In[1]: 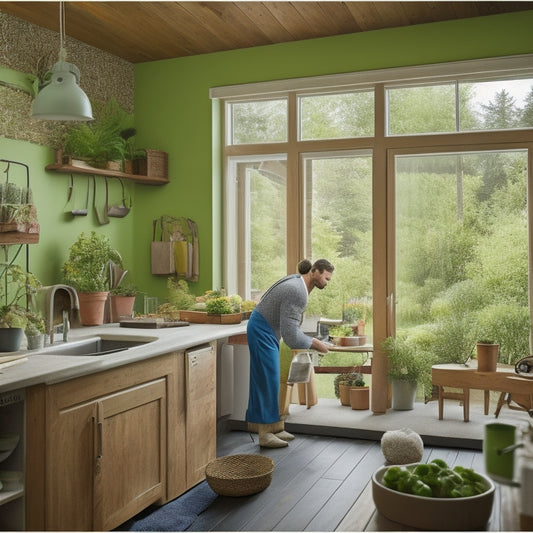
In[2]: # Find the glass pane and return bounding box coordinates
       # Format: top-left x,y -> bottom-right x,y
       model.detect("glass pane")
233,158 -> 287,300
459,78 -> 533,131
395,150 -> 529,374
230,100 -> 287,144
299,91 -> 374,140
387,84 -> 456,135
302,151 -> 373,336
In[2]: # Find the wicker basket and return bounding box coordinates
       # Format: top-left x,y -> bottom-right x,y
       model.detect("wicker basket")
205,454 -> 274,497
134,149 -> 168,179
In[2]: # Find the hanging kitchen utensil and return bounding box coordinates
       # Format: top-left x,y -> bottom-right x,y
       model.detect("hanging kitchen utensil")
107,179 -> 130,218
93,176 -> 109,225
66,174 -> 73,203
71,177 -> 89,216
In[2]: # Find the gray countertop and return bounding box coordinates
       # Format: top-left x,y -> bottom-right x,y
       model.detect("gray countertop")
0,321 -> 248,393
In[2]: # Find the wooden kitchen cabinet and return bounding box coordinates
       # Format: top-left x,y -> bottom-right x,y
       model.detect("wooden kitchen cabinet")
25,352 -> 184,531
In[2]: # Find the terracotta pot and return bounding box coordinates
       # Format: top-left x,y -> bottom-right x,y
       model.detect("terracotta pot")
350,386 -> 370,410
109,295 -> 136,322
339,383 -> 354,406
476,343 -> 499,372
78,292 -> 109,326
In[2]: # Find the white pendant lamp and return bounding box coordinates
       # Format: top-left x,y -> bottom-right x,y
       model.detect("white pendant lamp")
32,2 -> 93,121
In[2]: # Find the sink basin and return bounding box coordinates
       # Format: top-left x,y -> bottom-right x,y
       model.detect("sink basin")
39,336 -> 156,356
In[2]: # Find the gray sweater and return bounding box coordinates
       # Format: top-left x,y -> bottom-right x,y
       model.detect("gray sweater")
255,274 -> 312,349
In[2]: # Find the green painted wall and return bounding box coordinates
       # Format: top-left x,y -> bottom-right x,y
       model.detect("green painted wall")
134,11 -> 533,301
1,11 -> 532,307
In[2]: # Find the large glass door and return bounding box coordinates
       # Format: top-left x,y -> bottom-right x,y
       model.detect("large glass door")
393,148 -> 530,375
302,150 -> 373,398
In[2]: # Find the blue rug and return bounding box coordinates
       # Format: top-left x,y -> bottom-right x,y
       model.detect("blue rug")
116,481 -> 217,531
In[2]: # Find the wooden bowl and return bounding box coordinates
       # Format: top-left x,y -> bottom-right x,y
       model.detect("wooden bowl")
372,464 -> 495,530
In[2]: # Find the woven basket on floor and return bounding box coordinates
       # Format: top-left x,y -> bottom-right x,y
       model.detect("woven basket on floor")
205,454 -> 274,497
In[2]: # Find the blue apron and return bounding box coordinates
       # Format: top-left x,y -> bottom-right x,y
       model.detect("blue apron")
245,310 -> 280,424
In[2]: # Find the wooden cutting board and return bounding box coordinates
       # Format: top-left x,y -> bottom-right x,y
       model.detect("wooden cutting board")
119,318 -> 190,329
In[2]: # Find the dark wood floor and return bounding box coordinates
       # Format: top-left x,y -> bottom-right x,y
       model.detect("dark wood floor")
188,429 -> 501,532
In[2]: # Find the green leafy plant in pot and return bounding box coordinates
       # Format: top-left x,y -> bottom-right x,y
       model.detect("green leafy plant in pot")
382,334 -> 437,410
0,264 -> 41,351
25,309 -> 46,350
62,231 -> 123,326
109,282 -> 139,323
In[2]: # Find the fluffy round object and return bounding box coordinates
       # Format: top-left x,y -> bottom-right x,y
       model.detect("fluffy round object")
380,428 -> 424,464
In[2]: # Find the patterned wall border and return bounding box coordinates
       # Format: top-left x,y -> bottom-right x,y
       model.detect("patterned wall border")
0,12 -> 134,148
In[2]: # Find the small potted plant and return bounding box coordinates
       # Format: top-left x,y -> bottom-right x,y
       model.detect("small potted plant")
0,265 -> 41,351
62,231 -> 123,326
109,283 -> 138,322
25,310 -> 46,350
382,335 -> 437,410
348,375 -> 370,410
329,324 -> 360,347
476,339 -> 499,372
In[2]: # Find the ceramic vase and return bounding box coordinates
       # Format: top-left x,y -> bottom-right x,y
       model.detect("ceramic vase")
392,379 -> 417,410
78,291 -> 109,326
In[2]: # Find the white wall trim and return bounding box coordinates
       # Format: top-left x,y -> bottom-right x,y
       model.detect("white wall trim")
210,54 -> 533,99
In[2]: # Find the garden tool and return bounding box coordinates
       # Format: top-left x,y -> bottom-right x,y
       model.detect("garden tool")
107,178 -> 130,217
93,176 -> 109,225
71,176 -> 89,216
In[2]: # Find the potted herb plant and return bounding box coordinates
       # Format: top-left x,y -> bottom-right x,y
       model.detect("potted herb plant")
25,309 -> 46,350
348,375 -> 370,410
329,324 -> 361,347
0,265 -> 41,351
62,231 -> 123,326
109,283 -> 138,322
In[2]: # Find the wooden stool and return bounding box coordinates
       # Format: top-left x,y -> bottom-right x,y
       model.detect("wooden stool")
437,385 -> 470,422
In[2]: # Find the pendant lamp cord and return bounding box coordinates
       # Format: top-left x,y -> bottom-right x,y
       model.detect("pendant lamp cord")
58,1 -> 67,62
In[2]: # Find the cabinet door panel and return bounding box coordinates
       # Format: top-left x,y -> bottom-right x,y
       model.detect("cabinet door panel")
96,379 -> 167,531
46,401 -> 97,530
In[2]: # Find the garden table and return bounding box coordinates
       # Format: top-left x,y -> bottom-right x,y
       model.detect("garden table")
432,363 -> 533,421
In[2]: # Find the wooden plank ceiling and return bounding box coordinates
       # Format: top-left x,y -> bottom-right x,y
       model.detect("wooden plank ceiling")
1,1 -> 532,64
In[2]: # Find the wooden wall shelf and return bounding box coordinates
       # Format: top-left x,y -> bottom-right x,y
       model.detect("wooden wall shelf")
45,163 -> 169,185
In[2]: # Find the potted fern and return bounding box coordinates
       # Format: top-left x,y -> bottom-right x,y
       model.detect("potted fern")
62,98 -> 131,169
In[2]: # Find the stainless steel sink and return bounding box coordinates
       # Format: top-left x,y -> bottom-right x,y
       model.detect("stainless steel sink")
39,336 -> 156,356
